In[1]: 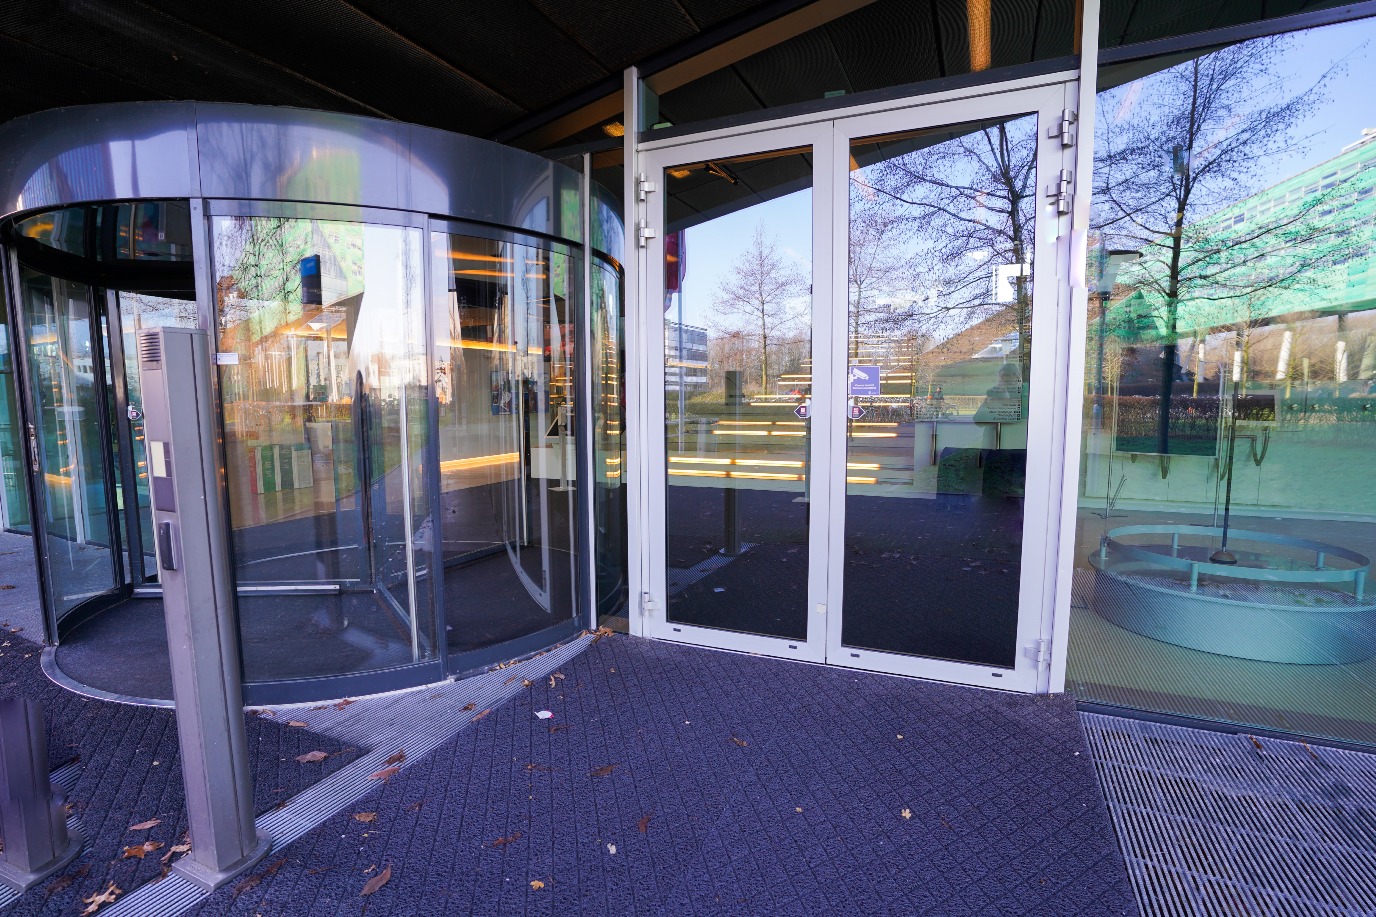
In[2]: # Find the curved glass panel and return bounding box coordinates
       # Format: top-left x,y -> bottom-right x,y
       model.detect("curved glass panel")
212,214 -> 433,682
432,232 -> 579,653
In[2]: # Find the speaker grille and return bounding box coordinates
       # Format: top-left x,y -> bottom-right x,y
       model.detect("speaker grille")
137,329 -> 162,366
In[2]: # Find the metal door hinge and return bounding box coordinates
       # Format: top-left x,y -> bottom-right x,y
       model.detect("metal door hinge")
637,173 -> 657,201
1048,109 -> 1077,147
638,219 -> 656,248
1046,169 -> 1072,215
1026,638 -> 1052,669
640,591 -> 660,618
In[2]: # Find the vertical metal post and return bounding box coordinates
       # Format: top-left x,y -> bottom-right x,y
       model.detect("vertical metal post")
139,326 -> 270,892
0,699 -> 81,892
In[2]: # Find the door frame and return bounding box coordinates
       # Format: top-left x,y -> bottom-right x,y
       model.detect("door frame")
631,71 -> 1084,692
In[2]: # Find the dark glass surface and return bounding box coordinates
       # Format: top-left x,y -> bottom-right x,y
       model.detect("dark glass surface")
661,148 -> 813,641
840,115 -> 1039,668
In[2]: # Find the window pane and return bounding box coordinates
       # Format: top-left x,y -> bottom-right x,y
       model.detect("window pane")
1073,17 -> 1376,746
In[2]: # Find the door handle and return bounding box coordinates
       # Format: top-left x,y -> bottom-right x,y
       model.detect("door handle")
26,424 -> 38,473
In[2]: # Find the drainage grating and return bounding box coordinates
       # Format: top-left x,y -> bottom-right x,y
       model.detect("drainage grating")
102,635 -> 591,917
666,544 -> 755,595
1082,712 -> 1376,916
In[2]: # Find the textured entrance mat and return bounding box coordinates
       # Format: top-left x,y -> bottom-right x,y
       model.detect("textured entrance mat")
1082,712 -> 1376,916
0,634 -> 362,916
189,636 -> 1137,916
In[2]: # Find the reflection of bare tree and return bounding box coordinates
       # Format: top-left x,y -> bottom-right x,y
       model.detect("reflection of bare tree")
710,224 -> 808,392
1092,35 -> 1353,451
847,196 -> 917,360
860,117 -> 1038,378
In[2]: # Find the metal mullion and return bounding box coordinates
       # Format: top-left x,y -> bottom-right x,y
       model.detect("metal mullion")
85,286 -> 127,591
103,288 -> 147,587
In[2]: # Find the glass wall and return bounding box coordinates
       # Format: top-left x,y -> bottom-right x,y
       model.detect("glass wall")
432,232 -> 580,654
211,214 -> 433,682
0,281 -> 28,532
1071,17 -> 1376,746
591,259 -> 627,624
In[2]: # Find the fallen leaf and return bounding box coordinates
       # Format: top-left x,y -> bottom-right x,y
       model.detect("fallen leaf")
404,800 -> 425,812
1249,735 -> 1265,753
471,709 -> 491,722
233,874 -> 261,896
549,724 -> 571,733
590,763 -> 619,777
286,721 -> 308,728
44,864 -> 90,897
128,818 -> 161,831
363,865 -> 377,874
121,841 -> 163,859
795,807 -> 803,813
295,750 -> 329,764
591,625 -> 614,644
530,879 -> 545,890
548,672 -> 565,688
248,709 -> 274,718
361,863 -> 392,896
369,766 -> 400,782
637,813 -> 652,833
334,698 -> 356,710
161,841 -> 192,864
384,749 -> 406,766
0,585 -> 13,590
81,882 -> 121,915
730,736 -> 749,747
353,812 -> 378,823
503,675 -> 520,685
461,703 -> 476,711
521,679 -> 533,687
901,808 -> 912,820
488,831 -> 522,848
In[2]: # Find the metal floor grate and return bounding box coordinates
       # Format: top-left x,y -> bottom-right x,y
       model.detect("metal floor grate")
1083,712 -> 1376,916
666,544 -> 756,595
101,635 -> 591,917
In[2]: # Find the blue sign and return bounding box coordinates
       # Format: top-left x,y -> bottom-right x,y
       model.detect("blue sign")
848,365 -> 881,396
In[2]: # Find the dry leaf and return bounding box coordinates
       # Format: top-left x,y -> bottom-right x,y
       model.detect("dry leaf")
461,703 -> 476,711
591,625 -> 614,644
287,721 -> 308,728
122,841 -> 163,859
795,807 -> 803,813
295,750 -> 329,764
369,766 -> 400,782
900,808 -> 912,820
128,818 -> 161,831
530,879 -> 545,890
81,882 -> 121,915
404,800 -> 425,812
249,709 -> 274,718
353,812 -> 378,823
384,749 -> 406,766
589,763 -> 619,778
489,831 -> 522,848
1249,735 -> 1265,752
471,708 -> 492,722
233,874 -> 261,896
730,736 -> 748,748
161,841 -> 192,864
334,698 -> 356,711
360,863 -> 392,896
637,813 -> 652,833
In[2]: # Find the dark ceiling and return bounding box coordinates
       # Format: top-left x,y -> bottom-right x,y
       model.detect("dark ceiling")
0,0 -> 1357,152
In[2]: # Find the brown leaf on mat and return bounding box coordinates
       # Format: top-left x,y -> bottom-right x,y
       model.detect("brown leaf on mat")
637,813 -> 652,833
384,749 -> 406,766
353,812 -> 378,823
471,709 -> 491,722
589,763 -> 619,778
44,864 -> 90,897
295,750 -> 329,764
360,863 -> 392,896
128,818 -> 161,831
530,879 -> 546,890
121,841 -> 163,859
404,800 -> 425,812
461,703 -> 476,711
334,698 -> 356,710
488,831 -> 522,848
233,874 -> 261,896
81,882 -> 121,915
286,721 -> 309,728
730,736 -> 748,748
369,766 -> 400,782
161,841 -> 192,864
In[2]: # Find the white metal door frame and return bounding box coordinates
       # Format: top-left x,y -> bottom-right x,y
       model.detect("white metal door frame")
630,77 -> 1085,691
822,83 -> 1077,693
640,122 -> 835,662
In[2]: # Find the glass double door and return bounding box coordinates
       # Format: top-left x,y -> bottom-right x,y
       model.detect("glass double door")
643,83 -> 1075,691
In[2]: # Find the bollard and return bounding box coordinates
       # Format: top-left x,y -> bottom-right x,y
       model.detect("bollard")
0,699 -> 82,892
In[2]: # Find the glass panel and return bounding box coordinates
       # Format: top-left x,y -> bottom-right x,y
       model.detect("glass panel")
1099,0 -> 1352,50
18,268 -> 119,616
0,282 -> 30,532
592,259 -> 628,627
212,215 -> 433,681
433,232 -> 580,653
661,148 -> 813,640
1073,18 -> 1376,747
116,292 -> 199,579
841,115 -> 1038,667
